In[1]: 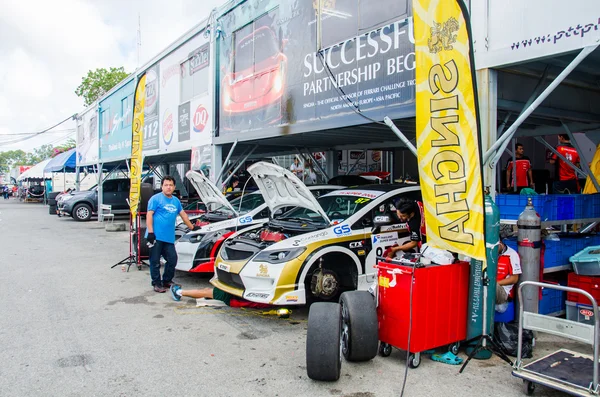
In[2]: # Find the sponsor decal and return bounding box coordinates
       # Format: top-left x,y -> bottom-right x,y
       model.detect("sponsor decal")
257,264 -> 269,277
349,241 -> 363,248
161,64 -> 180,87
333,224 -> 352,236
218,263 -> 231,272
247,292 -> 269,299
193,105 -> 209,133
286,295 -> 298,302
372,151 -> 381,162
292,230 -> 329,246
178,102 -> 190,141
357,250 -> 366,256
162,109 -> 174,145
381,224 -> 409,232
374,215 -> 390,223
188,43 -> 210,75
580,309 -> 594,318
335,190 -> 383,199
239,215 -> 253,224
372,232 -> 399,244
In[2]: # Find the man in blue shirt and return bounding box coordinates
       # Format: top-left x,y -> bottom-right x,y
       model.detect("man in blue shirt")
147,176 -> 196,293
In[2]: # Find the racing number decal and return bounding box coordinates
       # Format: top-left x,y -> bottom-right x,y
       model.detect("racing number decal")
355,198 -> 370,204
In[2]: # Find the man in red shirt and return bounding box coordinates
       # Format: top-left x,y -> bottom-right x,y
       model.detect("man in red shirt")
549,134 -> 581,193
496,240 -> 522,312
505,143 -> 534,193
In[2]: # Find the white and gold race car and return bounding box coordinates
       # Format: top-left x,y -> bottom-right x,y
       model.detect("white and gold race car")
211,162 -> 422,305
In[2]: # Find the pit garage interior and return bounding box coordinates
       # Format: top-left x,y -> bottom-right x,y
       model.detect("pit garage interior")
211,45 -> 600,195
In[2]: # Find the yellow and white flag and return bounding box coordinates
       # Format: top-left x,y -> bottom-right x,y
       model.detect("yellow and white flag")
129,74 -> 146,220
413,0 -> 485,260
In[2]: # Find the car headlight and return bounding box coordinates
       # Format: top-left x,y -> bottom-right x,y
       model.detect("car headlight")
253,247 -> 306,264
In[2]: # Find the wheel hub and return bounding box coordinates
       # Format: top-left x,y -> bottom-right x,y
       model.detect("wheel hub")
320,273 -> 338,297
77,207 -> 89,218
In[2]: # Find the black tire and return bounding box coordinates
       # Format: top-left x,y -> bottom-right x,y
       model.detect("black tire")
379,342 -> 392,357
48,199 -> 57,206
449,342 -> 460,355
525,381 -> 535,395
48,205 -> 57,215
408,353 -> 421,369
340,291 -> 378,362
306,302 -> 342,381
72,203 -> 92,221
135,226 -> 149,257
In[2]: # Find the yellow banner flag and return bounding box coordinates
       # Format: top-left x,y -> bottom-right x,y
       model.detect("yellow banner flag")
413,0 -> 485,260
583,143 -> 600,194
129,74 -> 146,220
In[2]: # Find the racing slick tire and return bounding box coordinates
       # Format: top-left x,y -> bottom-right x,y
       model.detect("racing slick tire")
306,302 -> 342,381
340,291 -> 378,362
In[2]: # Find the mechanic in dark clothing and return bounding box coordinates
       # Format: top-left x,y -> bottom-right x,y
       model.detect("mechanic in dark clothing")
385,198 -> 426,259
549,134 -> 581,193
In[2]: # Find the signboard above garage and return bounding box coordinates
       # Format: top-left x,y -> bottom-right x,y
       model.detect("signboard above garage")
216,0 -> 416,141
472,0 -> 600,69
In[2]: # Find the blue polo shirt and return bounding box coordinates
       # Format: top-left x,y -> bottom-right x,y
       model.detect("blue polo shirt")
147,193 -> 182,244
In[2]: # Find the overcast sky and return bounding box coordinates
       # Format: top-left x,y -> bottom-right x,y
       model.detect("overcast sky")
0,0 -> 224,153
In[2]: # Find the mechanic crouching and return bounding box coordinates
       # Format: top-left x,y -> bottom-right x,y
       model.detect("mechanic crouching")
385,198 -> 426,259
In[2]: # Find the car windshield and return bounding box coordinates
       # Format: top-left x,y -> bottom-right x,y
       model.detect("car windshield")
279,194 -> 375,223
212,193 -> 265,216
184,200 -> 206,211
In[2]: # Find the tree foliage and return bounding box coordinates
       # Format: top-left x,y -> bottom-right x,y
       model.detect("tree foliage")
75,67 -> 129,106
0,150 -> 28,173
52,139 -> 76,157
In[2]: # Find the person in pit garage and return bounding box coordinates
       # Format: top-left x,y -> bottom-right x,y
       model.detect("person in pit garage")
549,134 -> 581,194
385,198 -> 426,259
496,240 -> 522,312
505,143 -> 534,193
289,157 -> 304,180
146,176 -> 197,293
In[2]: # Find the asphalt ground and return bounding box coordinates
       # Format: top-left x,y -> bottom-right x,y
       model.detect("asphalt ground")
0,199 -> 577,396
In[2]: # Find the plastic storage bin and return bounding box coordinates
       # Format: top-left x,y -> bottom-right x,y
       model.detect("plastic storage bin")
496,194 -> 547,221
494,301 -> 515,323
539,284 -> 566,315
568,273 -> 600,304
566,300 -> 596,326
570,246 -> 600,276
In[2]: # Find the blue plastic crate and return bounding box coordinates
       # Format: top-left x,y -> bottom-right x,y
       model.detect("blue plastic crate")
539,285 -> 566,315
496,194 -> 547,221
547,195 -> 576,220
494,301 -> 515,323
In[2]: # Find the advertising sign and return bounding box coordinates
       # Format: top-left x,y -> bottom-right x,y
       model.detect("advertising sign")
158,34 -> 213,156
99,79 -> 135,162
473,0 -> 600,69
414,0 -> 485,260
143,64 -> 160,152
130,74 -> 146,220
217,0 -> 416,139
76,103 -> 99,166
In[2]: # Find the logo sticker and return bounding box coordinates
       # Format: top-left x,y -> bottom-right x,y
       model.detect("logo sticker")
286,296 -> 298,302
193,105 -> 209,133
218,263 -> 230,272
239,215 -> 253,224
333,224 -> 351,236
246,292 -> 269,299
162,109 -> 174,145
372,232 -> 398,245
357,250 -> 366,256
349,241 -> 363,248
580,309 -> 594,318
257,264 -> 269,277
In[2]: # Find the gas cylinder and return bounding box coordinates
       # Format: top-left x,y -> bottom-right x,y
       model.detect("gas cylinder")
517,197 -> 541,314
467,193 -> 499,341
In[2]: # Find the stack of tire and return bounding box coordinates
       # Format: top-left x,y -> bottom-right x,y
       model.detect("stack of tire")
131,183 -> 154,263
47,192 -> 61,215
306,291 -> 379,381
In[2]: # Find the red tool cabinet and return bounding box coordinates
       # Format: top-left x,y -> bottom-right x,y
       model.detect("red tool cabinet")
377,260 -> 469,353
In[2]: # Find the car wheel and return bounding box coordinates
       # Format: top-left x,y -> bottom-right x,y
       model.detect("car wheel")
340,291 -> 378,362
310,268 -> 341,301
306,302 -> 342,381
72,203 -> 92,221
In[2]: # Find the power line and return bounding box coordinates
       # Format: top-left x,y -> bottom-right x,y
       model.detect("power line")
0,115 -> 76,147
0,128 -> 76,136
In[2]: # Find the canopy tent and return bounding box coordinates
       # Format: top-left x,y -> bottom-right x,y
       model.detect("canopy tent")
44,149 -> 76,173
17,159 -> 52,181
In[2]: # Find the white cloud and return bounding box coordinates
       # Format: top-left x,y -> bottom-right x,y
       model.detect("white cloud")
0,0 -> 223,153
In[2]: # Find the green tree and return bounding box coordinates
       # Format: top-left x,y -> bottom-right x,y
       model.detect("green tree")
0,149 -> 28,173
26,144 -> 54,165
75,67 -> 129,106
52,139 -> 77,157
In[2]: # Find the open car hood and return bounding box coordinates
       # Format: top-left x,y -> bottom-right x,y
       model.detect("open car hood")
185,170 -> 237,216
247,162 -> 331,224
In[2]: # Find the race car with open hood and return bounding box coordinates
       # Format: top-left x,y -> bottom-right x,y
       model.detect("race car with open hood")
210,162 -> 423,305
175,169 -> 342,273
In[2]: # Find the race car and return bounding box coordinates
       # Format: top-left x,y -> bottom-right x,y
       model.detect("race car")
175,169 -> 342,273
211,162 -> 422,305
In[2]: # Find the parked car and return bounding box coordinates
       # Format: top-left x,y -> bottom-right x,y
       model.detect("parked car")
211,162 -> 422,305
57,179 -> 132,221
175,170 -> 342,273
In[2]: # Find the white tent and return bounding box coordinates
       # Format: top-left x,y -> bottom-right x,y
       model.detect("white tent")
17,159 -> 52,181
